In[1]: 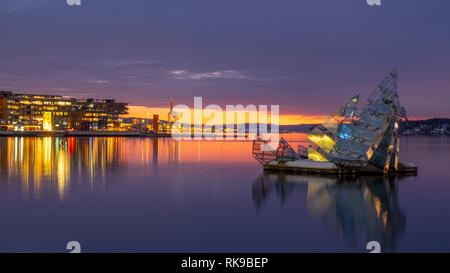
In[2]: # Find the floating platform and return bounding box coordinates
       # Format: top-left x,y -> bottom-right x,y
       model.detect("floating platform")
263,160 -> 418,175
0,131 -> 171,138
253,71 -> 419,177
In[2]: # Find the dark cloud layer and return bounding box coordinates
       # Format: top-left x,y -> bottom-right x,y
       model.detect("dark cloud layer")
0,0 -> 449,117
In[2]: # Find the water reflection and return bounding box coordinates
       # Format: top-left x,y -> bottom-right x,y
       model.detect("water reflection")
0,137 -> 128,200
252,174 -> 412,252
0,135 -> 420,252
0,135 -> 447,252
0,137 -> 253,200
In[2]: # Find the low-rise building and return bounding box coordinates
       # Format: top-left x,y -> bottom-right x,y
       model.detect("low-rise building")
0,91 -> 128,131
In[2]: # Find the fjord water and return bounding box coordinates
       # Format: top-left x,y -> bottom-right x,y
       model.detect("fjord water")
0,134 -> 448,253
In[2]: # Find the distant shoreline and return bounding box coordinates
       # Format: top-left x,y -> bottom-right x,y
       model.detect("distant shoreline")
1,117 -> 449,138
0,131 -> 447,139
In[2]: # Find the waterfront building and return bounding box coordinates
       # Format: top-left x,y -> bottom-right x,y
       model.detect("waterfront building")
0,91 -> 128,131
121,117 -> 169,132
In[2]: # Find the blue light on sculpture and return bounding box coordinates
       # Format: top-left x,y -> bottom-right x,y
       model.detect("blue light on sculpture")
339,124 -> 352,139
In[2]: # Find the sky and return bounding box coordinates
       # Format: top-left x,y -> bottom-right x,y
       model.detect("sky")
0,0 -> 449,124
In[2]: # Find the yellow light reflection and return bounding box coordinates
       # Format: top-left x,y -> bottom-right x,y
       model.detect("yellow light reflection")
57,145 -> 70,200
43,112 -> 52,131
0,133 -> 309,200
308,134 -> 336,154
373,196 -> 382,218
308,146 -> 328,162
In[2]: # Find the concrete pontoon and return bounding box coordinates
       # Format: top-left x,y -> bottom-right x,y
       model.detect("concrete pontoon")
263,159 -> 417,175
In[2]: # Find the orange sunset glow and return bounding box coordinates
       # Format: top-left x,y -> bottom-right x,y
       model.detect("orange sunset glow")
126,105 -> 326,125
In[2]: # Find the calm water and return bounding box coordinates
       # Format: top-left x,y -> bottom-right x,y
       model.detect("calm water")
0,133 -> 449,253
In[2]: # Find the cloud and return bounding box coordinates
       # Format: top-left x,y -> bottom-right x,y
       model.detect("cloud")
86,80 -> 110,84
84,77 -> 111,84
170,70 -> 248,80
0,0 -> 49,11
103,60 -> 154,68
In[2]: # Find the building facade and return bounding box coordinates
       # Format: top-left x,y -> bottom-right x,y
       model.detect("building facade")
0,91 -> 128,131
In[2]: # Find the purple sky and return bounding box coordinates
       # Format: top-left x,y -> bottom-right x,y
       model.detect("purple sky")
0,0 -> 449,118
